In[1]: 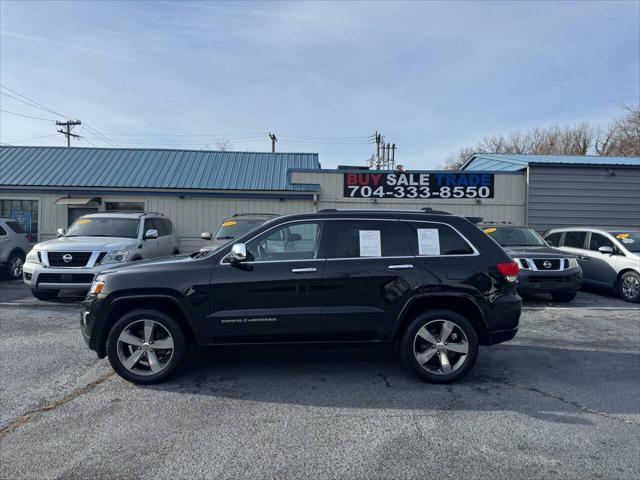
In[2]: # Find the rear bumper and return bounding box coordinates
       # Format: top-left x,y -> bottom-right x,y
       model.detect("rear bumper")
485,293 -> 521,345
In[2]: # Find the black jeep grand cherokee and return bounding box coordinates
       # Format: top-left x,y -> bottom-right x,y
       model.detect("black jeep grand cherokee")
81,210 -> 521,384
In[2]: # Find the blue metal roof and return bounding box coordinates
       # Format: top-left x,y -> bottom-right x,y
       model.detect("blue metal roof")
0,146 -> 320,191
461,153 -> 640,171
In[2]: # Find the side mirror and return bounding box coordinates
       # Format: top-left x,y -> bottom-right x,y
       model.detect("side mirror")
57,228 -> 65,238
230,243 -> 247,263
201,232 -> 213,241
144,229 -> 158,240
598,246 -> 614,255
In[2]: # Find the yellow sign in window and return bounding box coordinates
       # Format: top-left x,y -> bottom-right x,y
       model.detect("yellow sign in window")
483,227 -> 497,234
222,220 -> 237,227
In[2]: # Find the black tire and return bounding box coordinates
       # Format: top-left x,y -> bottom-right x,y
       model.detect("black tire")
400,310 -> 479,384
5,251 -> 25,280
618,271 -> 640,303
31,289 -> 59,300
106,309 -> 187,384
551,290 -> 578,302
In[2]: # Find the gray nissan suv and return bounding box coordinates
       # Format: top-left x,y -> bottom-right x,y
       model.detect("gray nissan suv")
23,212 -> 180,300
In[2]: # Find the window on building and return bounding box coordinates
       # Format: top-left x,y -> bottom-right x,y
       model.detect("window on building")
0,200 -> 38,240
402,222 -> 474,255
563,231 -> 587,249
105,202 -> 144,212
330,220 -> 411,258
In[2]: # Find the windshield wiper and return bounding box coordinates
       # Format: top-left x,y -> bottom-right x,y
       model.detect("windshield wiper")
215,236 -> 235,240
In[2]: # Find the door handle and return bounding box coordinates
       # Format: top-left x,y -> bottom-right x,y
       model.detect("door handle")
388,264 -> 414,269
578,255 -> 590,260
291,267 -> 317,273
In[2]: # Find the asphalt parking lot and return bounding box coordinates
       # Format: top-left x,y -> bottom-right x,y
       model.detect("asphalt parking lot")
1,280 -> 639,480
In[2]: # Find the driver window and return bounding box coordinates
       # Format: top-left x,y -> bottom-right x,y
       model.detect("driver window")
247,222 -> 323,261
589,233 -> 620,255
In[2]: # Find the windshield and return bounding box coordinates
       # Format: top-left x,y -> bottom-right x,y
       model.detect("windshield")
65,217 -> 140,239
483,226 -> 548,247
213,218 -> 268,240
611,231 -> 640,253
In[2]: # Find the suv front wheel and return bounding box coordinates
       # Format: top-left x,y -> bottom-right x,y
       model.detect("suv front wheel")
106,309 -> 187,384
401,310 -> 479,383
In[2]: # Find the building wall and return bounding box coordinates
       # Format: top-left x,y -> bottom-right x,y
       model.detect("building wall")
291,171 -> 527,224
527,165 -> 640,232
0,192 -> 313,251
1,171 -> 527,252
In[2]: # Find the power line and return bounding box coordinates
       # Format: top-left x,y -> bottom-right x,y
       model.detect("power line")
0,84 -> 120,148
3,133 -> 59,144
0,109 -> 57,122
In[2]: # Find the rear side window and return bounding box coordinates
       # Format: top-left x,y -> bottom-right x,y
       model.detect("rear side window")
563,231 -> 587,249
330,220 -> 411,258
545,232 -> 562,247
6,220 -> 25,234
402,222 -> 474,256
0,225 -> 6,235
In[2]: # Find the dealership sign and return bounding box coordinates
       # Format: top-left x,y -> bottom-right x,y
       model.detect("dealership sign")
343,172 -> 495,199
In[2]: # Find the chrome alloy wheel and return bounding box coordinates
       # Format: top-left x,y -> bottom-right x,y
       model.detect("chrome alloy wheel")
117,319 -> 175,376
10,255 -> 23,278
622,275 -> 640,300
413,319 -> 469,375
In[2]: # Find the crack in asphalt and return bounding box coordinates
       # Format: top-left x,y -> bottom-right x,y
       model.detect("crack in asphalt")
478,374 -> 638,427
0,371 -> 115,441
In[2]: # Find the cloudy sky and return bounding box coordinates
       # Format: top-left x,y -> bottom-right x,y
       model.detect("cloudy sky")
1,0 -> 638,168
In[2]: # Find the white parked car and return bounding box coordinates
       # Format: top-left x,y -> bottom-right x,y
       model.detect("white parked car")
543,227 -> 640,303
0,217 -> 32,279
23,212 -> 180,300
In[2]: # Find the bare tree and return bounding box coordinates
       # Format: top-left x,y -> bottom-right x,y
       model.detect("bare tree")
595,107 -> 640,157
443,114 -> 627,170
216,137 -> 233,151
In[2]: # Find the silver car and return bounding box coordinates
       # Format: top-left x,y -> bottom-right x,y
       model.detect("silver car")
0,217 -> 32,279
543,227 -> 640,303
23,211 -> 180,300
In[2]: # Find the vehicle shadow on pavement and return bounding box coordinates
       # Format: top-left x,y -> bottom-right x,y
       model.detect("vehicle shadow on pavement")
144,344 -> 640,423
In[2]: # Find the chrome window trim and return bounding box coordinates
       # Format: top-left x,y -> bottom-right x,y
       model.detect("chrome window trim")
219,217 -> 480,265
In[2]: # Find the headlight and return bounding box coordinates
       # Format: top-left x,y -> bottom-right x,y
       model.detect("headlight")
567,257 -> 579,268
25,249 -> 42,265
90,279 -> 105,295
101,250 -> 129,264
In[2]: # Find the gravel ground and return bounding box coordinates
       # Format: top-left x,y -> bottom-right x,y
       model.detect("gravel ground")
0,282 -> 639,480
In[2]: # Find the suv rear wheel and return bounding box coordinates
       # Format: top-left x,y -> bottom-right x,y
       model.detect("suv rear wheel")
106,309 -> 187,384
619,271 -> 640,303
401,310 -> 479,383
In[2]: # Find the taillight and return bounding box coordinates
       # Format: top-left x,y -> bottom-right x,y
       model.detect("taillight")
497,261 -> 519,282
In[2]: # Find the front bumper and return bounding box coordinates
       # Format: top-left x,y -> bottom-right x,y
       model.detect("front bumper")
517,268 -> 582,294
23,261 -> 106,290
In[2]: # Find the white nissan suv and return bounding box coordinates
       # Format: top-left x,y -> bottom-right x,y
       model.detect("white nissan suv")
23,212 -> 180,300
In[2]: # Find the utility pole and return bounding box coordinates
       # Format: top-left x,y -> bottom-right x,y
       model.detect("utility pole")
56,120 -> 82,147
269,132 -> 277,153
369,131 -> 397,170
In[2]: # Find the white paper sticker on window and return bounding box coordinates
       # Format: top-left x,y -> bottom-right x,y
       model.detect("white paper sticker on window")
417,228 -> 440,255
359,230 -> 382,257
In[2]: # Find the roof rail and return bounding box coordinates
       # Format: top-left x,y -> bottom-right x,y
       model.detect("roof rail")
231,213 -> 278,217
